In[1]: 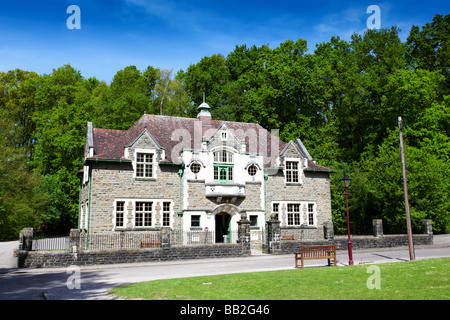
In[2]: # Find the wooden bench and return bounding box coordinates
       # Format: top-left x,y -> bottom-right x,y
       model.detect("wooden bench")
295,244 -> 337,268
140,241 -> 161,248
281,235 -> 294,241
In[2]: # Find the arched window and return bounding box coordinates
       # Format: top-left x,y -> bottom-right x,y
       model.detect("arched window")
214,150 -> 233,163
213,150 -> 233,184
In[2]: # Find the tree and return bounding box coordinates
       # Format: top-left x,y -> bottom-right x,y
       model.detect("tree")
177,54 -> 230,116
0,69 -> 39,158
31,64 -> 94,234
406,13 -> 450,92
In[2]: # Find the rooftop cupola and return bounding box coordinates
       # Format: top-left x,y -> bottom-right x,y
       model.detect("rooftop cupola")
197,102 -> 211,118
197,94 -> 212,126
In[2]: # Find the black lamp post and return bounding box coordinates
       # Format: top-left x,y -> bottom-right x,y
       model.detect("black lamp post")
340,173 -> 353,266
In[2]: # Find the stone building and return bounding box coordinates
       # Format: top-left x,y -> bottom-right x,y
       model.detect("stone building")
78,102 -> 334,248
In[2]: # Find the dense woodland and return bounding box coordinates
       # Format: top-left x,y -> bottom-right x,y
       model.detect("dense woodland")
0,14 -> 448,240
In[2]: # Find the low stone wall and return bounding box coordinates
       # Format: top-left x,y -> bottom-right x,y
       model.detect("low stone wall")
279,234 -> 433,254
16,243 -> 247,268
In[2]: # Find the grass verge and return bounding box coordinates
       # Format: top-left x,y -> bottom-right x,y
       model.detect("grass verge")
109,257 -> 449,300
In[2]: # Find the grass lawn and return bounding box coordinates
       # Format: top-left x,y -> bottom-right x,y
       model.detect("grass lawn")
109,257 -> 450,300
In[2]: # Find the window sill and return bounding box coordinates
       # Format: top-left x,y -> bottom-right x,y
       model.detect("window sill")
285,182 -> 303,186
134,177 -> 156,181
282,225 -> 317,229
113,227 -> 161,231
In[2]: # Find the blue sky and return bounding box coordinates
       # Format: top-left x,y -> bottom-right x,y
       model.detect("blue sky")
0,1 -> 448,83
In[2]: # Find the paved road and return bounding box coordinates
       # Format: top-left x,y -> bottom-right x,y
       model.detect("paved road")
0,236 -> 449,300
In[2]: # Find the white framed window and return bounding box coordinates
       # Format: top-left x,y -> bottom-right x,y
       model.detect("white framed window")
162,202 -> 171,227
133,149 -> 157,179
191,215 -> 201,228
113,199 -> 173,230
136,153 -> 153,178
285,161 -> 299,183
272,203 -> 279,220
287,203 -> 301,226
307,203 -> 315,226
221,131 -> 228,141
214,150 -> 233,163
135,202 -> 153,227
115,201 -> 125,227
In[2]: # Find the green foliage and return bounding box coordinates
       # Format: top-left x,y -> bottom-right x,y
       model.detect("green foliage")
0,14 -> 448,239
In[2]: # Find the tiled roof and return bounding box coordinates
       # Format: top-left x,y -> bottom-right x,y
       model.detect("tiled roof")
87,114 -> 333,172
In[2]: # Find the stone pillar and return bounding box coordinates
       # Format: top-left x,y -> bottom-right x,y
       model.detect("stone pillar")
19,228 -> 33,251
69,229 -> 81,253
237,213 -> 251,255
422,219 -> 433,235
373,219 -> 383,237
155,202 -> 162,227
323,221 -> 334,240
266,214 -> 281,254
161,227 -> 171,249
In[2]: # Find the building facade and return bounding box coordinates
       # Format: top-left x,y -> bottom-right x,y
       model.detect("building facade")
79,103 -> 334,248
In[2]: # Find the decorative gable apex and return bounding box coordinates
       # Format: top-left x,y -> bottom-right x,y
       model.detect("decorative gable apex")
125,129 -> 165,162
127,129 -> 164,151
280,140 -> 303,158
206,122 -> 243,152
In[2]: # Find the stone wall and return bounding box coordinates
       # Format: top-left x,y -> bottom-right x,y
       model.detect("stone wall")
16,220 -> 253,268
279,234 -> 433,254
17,244 -> 246,268
266,170 -> 332,241
87,161 -> 181,233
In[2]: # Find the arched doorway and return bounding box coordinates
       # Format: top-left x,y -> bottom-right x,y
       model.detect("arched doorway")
215,212 -> 231,243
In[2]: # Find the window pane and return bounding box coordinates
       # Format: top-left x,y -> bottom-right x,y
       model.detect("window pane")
163,202 -> 170,227
136,153 -> 153,178
136,202 -> 152,227
220,168 -> 227,181
191,215 -> 200,227
214,166 -> 218,180
116,201 -> 124,227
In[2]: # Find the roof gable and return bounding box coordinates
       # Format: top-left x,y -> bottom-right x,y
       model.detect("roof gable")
280,140 -> 303,158
128,129 -> 164,151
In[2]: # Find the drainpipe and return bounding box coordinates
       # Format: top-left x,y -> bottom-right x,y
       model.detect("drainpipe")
264,172 -> 268,250
264,173 -> 268,221
86,173 -> 92,250
78,177 -> 82,229
177,167 -> 184,244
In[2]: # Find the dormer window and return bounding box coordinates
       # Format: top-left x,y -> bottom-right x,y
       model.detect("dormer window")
285,160 -> 299,183
136,152 -> 154,178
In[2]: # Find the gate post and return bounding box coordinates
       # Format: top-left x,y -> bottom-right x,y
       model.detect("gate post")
69,229 -> 81,253
19,228 -> 33,251
323,221 -> 334,240
161,227 -> 171,249
267,214 -> 281,254
422,220 -> 433,235
373,219 -> 383,237
237,213 -> 251,255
